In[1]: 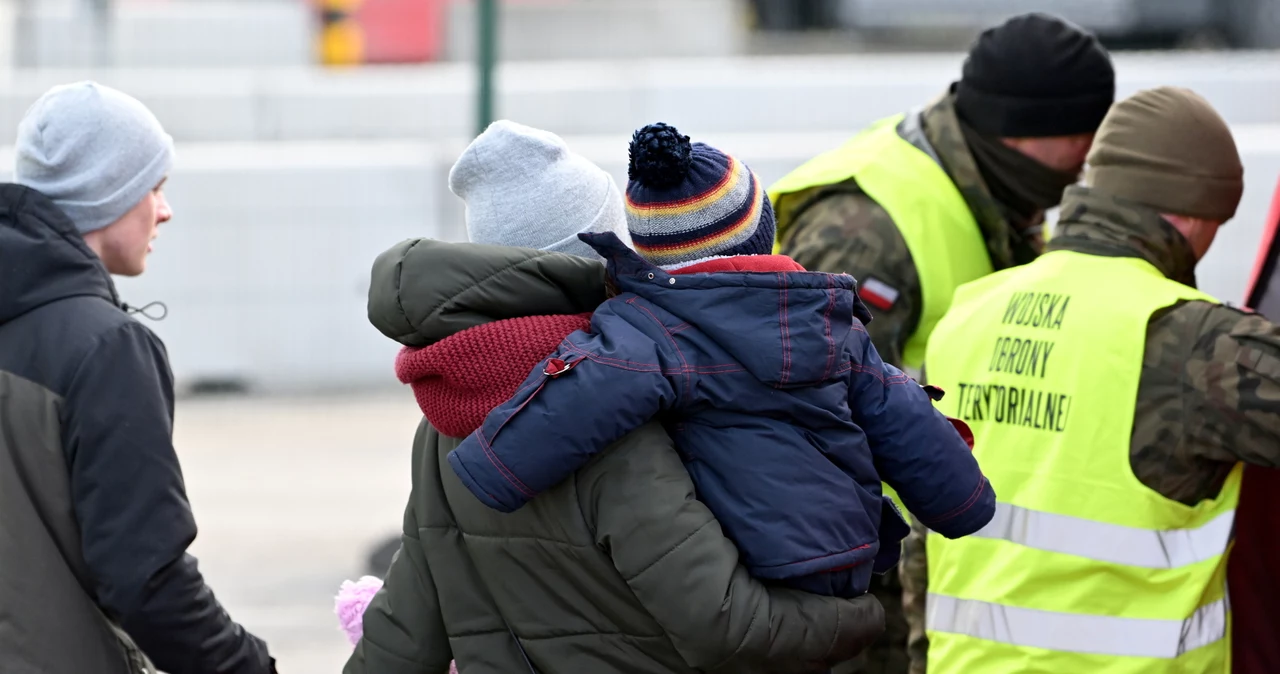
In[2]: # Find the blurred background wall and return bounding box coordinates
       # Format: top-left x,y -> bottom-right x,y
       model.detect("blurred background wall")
3,0 -> 1280,395
8,3 -> 1280,670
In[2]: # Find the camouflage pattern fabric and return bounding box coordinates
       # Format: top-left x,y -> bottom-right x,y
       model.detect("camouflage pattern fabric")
780,92 -> 1041,674
1057,185 -> 1280,505
783,186 -> 921,369
781,93 -> 1036,369
917,93 -> 1040,271
899,519 -> 929,674
899,185 -> 1280,672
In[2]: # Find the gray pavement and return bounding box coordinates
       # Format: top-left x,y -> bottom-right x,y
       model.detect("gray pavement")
174,390 -> 422,672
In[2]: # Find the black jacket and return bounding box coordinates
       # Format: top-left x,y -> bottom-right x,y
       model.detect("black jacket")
0,184 -> 273,673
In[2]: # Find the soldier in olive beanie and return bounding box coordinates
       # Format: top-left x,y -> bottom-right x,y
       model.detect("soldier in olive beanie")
1085,86 -> 1244,222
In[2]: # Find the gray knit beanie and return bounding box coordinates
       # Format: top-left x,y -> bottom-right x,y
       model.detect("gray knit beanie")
449,120 -> 631,260
14,81 -> 174,234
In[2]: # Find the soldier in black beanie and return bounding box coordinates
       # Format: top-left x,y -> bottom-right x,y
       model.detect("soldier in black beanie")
770,12 -> 1114,674
954,13 -> 1116,238
957,13 -> 1115,139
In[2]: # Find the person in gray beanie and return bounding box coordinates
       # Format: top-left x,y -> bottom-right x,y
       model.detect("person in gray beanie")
345,121 -> 885,673
358,119 -> 633,575
362,120 -> 634,577
449,119 -> 632,260
0,82 -> 276,674
16,81 -> 175,239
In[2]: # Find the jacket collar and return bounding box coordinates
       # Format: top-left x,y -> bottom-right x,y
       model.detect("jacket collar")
914,91 -> 1034,270
1049,185 -> 1199,287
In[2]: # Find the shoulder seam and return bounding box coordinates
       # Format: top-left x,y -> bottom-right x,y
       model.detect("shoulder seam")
64,319 -> 153,394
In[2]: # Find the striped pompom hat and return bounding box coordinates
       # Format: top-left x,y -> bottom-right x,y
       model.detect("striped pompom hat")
625,123 -> 775,269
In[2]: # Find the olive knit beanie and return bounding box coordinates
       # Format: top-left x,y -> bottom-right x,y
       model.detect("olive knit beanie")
1085,87 -> 1244,222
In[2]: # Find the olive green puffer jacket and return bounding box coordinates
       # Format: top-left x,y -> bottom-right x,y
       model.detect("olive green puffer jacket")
345,239 -> 886,674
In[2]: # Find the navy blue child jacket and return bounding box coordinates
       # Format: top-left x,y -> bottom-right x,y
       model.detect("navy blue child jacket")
450,232 -> 995,584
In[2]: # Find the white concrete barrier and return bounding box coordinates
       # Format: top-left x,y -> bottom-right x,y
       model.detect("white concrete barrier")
444,0 -> 748,61
3,123 -> 1278,393
10,0 -> 745,69
2,51 -> 1280,142
14,0 -> 311,69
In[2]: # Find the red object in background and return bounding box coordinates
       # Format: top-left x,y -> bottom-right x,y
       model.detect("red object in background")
1234,174 -> 1280,674
355,0 -> 448,63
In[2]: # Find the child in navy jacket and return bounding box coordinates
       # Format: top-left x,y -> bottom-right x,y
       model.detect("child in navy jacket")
448,124 -> 995,598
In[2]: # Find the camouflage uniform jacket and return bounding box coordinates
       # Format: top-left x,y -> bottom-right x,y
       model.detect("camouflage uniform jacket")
777,91 -> 1042,370
899,185 -> 1280,672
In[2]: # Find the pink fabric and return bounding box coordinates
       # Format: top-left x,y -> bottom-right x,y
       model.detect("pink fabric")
335,576 -> 383,646
336,576 -> 459,672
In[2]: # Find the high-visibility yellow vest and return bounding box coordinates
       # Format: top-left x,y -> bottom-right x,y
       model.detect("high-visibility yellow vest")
769,114 -> 995,518
768,114 -> 993,372
924,249 -> 1240,673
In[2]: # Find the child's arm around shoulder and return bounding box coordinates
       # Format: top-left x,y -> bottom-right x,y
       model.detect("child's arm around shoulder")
448,300 -> 685,513
845,327 -> 995,539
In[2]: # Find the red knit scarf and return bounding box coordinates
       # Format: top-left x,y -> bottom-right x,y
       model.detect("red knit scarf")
395,313 -> 592,438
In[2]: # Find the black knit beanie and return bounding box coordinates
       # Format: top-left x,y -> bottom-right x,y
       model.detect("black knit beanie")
955,13 -> 1115,138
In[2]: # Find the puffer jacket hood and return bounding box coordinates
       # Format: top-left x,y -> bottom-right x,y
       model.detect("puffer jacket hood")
368,238 -> 607,436
368,237 -> 606,349
0,184 -> 119,325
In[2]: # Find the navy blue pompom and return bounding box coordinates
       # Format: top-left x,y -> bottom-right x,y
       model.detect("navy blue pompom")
628,123 -> 692,189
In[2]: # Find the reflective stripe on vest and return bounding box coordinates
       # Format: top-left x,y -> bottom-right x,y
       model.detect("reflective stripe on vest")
926,593 -> 1227,659
976,501 -> 1235,569
768,114 -> 992,371
922,250 -> 1239,673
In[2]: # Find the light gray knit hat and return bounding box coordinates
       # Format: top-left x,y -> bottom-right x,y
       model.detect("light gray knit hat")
14,81 -> 174,234
449,120 -> 631,260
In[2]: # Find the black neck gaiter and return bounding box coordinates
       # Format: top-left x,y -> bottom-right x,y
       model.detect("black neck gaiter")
959,118 -> 1080,227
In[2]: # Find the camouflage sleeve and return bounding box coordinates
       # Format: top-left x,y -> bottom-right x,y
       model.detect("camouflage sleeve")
899,517 -> 930,674
1173,301 -> 1280,467
780,189 -> 923,370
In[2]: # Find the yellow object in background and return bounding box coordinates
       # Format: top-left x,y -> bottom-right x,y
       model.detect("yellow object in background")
318,0 -> 366,66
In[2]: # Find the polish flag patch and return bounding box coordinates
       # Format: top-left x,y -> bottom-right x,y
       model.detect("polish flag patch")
859,277 -> 900,311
